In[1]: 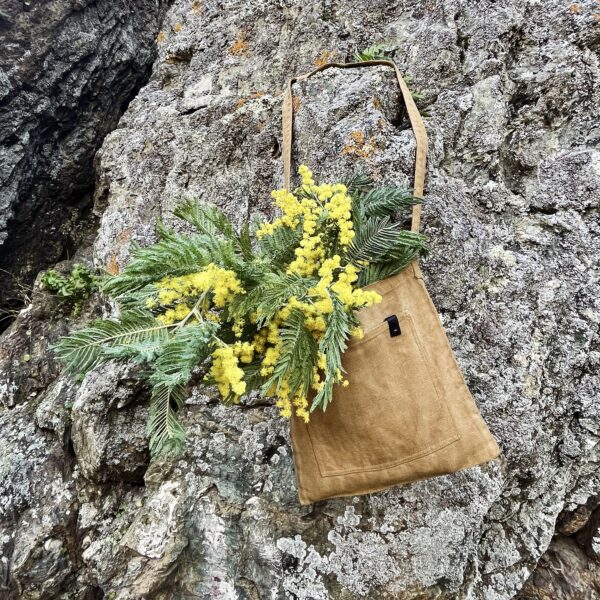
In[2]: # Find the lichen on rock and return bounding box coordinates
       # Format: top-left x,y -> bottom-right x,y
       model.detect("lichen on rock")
0,0 -> 599,598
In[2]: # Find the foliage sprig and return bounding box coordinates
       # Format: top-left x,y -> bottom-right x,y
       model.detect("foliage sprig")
40,264 -> 97,316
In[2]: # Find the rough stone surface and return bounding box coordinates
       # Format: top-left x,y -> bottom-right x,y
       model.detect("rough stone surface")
0,253 -> 95,411
0,0 -> 171,311
71,362 -> 150,484
0,0 -> 599,598
517,534 -> 600,599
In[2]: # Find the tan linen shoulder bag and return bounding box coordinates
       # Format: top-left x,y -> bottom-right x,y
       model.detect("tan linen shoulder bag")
283,60 -> 501,505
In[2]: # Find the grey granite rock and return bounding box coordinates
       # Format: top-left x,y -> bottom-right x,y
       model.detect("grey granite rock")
517,533 -> 600,599
71,362 -> 150,484
89,0 -> 600,597
0,0 -> 599,598
0,376 -> 78,599
0,0 -> 171,311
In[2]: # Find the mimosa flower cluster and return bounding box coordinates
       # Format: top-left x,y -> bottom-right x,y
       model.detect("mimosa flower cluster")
144,166 -> 381,422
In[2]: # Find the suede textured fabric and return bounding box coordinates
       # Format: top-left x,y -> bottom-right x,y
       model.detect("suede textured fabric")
290,261 -> 501,505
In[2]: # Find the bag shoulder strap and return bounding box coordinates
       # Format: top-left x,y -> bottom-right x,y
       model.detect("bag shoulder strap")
282,59 -> 428,233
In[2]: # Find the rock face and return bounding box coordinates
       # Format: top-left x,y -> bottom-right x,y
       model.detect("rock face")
71,362 -> 150,484
517,498 -> 600,599
0,0 -> 599,598
0,0 -> 172,313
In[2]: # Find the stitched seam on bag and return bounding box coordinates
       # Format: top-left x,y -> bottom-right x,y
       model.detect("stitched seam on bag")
307,312 -> 461,478
369,286 -> 402,299
361,259 -> 420,293
410,261 -> 424,280
322,434 -> 460,477
289,420 -> 311,504
405,313 -> 462,448
405,313 -> 460,433
346,321 -> 389,347
316,433 -> 461,477
415,282 -> 487,437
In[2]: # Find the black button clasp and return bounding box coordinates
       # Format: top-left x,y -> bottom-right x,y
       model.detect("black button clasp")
384,314 -> 401,337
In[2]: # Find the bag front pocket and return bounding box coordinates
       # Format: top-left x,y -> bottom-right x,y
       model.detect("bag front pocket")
306,311 -> 460,477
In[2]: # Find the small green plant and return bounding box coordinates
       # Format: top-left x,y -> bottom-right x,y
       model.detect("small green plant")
40,264 -> 97,316
354,44 -> 390,62
403,74 -> 428,111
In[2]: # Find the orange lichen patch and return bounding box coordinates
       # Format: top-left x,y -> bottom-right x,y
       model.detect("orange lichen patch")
106,255 -> 120,275
377,118 -> 386,131
116,228 -> 132,244
292,95 -> 301,113
235,91 -> 264,109
342,130 -> 379,160
373,97 -> 383,110
192,0 -> 201,12
157,31 -> 166,44
350,131 -> 365,144
172,22 -> 183,33
314,50 -> 335,67
229,32 -> 249,56
569,4 -> 582,12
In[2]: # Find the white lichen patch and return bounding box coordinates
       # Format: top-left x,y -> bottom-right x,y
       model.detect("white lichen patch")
0,377 -> 18,408
122,481 -> 182,559
489,245 -> 517,267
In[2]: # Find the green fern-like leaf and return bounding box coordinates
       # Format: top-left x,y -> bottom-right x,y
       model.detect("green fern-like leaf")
114,285 -> 158,310
237,221 -> 254,261
150,322 -> 218,388
230,272 -> 317,326
155,220 -> 178,242
360,188 -> 422,219
175,200 -> 256,263
384,230 -> 429,256
311,295 -> 351,412
174,200 -> 235,240
147,382 -> 187,455
194,235 -> 241,272
343,173 -> 373,196
258,225 -> 302,267
346,217 -> 400,263
145,321 -> 218,454
357,250 -> 421,287
54,309 -> 171,375
262,308 -> 318,399
348,217 -> 428,265
102,234 -> 213,297
103,228 -> 254,297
